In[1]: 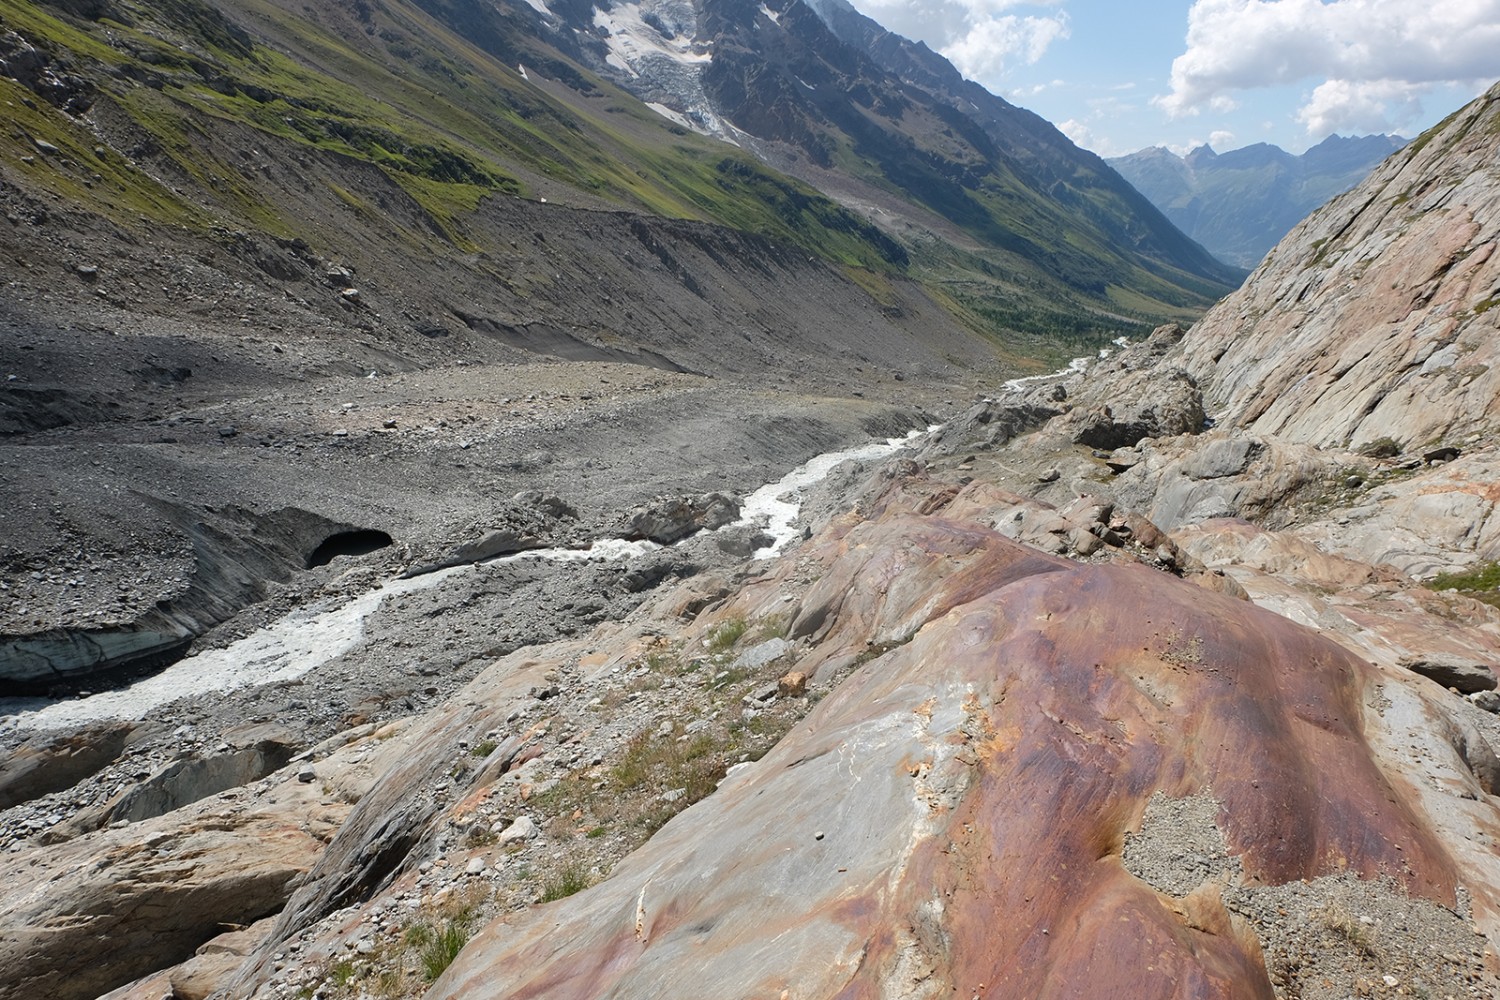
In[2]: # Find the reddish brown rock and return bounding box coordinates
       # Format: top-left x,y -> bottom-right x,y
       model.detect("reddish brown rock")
429,518 -> 1478,999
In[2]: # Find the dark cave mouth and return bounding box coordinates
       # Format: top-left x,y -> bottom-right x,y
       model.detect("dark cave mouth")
306,529 -> 394,568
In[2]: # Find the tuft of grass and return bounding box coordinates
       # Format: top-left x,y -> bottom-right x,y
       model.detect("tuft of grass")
461,825 -> 497,848
1320,901 -> 1377,957
470,739 -> 498,758
705,617 -> 748,653
643,650 -> 680,673
539,860 -> 593,902
329,958 -> 357,986
1357,436 -> 1402,458
418,920 -> 470,981
1429,561 -> 1500,608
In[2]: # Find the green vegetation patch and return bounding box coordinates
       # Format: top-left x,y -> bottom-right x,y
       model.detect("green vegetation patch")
1430,561 -> 1500,608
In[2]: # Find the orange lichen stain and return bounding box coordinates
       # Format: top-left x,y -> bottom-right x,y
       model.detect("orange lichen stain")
914,698 -> 936,721
1417,481 -> 1500,503
903,756 -> 934,778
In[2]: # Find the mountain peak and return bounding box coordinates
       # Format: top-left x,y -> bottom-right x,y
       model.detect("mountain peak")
1110,134 -> 1402,268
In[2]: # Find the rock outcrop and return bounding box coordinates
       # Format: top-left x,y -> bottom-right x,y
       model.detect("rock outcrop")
426,505 -> 1497,1000
1181,83 -> 1500,452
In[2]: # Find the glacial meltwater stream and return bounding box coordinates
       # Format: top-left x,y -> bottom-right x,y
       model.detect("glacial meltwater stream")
1,427 -> 934,732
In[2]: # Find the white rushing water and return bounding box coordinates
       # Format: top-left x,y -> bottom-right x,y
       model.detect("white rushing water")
1001,336 -> 1130,392
737,427 -> 930,559
2,430 -> 932,730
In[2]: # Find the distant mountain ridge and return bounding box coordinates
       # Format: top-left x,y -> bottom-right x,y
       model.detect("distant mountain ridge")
1109,134 -> 1407,269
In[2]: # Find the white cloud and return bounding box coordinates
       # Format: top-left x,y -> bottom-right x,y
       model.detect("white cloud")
1156,0 -> 1500,134
1058,116 -> 1126,156
941,11 -> 1070,80
1057,117 -> 1093,145
843,1 -> 1069,84
1209,128 -> 1236,148
1295,78 -> 1429,133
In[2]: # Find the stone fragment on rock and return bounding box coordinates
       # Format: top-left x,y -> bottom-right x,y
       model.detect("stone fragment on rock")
498,816 -> 536,844
1470,690 -> 1500,713
746,682 -> 779,704
1066,527 -> 1103,556
619,493 -> 741,544
714,526 -> 774,558
1191,569 -> 1250,601
732,638 -> 790,672
777,671 -> 808,698
1061,495 -> 1113,525
1179,437 -> 1259,480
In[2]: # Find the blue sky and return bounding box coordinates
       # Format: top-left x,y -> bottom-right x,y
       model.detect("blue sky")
841,0 -> 1500,156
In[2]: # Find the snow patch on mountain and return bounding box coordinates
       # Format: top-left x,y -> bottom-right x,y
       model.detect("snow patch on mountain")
590,0 -> 740,144
592,2 -> 711,76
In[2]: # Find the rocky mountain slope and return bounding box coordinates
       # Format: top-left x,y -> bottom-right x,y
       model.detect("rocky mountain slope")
1179,88 -> 1500,453
415,0 -> 1240,337
1110,134 -> 1407,268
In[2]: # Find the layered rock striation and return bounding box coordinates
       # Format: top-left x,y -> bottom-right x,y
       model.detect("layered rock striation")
1181,83 -> 1500,451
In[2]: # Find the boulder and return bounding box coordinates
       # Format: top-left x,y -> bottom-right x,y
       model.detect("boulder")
0,787 -> 331,1000
1180,437 -> 1260,480
1069,367 -> 1205,449
428,519 -> 1463,999
618,493 -> 741,544
0,720 -> 133,810
1399,653 -> 1498,693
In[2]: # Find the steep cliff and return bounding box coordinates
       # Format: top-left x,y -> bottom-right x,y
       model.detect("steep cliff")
1181,83 -> 1500,451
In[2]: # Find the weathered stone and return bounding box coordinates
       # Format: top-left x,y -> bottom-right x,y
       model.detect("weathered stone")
777,671 -> 807,698
1399,654 -> 1498,693
498,816 -> 537,844
1068,366 -> 1205,449
0,778 -> 330,1000
730,637 -> 790,672
0,721 -> 133,810
618,493 -> 741,544
1471,690 -> 1500,713
1180,437 -> 1259,480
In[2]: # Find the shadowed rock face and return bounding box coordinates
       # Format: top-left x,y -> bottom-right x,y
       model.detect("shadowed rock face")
430,517 -> 1461,998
